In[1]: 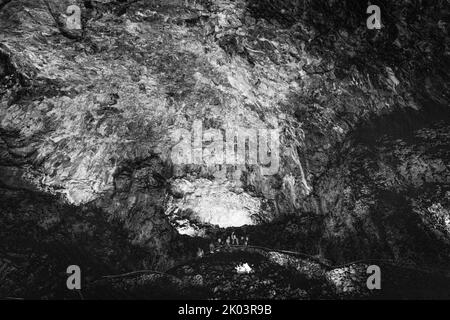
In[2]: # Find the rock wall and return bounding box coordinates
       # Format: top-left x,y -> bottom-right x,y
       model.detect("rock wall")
0,0 -> 448,298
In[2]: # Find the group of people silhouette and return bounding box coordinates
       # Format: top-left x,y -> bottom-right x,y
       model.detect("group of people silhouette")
196,232 -> 250,258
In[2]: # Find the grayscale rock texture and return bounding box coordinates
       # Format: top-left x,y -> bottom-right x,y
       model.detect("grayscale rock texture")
0,0 -> 449,299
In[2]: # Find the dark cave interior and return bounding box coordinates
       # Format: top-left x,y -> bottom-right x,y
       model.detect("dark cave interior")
0,0 -> 449,299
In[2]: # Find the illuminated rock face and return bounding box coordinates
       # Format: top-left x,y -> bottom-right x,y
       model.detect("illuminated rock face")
168,178 -> 259,228
0,0 -> 449,298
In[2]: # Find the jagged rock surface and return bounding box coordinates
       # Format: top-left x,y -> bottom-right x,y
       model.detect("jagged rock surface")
0,0 -> 449,299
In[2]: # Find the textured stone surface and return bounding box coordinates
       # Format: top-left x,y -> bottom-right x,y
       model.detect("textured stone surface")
0,0 -> 449,299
